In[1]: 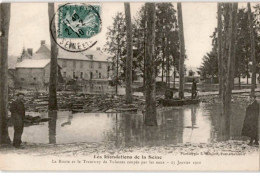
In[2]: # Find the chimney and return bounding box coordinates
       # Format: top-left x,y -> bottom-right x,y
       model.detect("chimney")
41,40 -> 45,46
27,48 -> 33,56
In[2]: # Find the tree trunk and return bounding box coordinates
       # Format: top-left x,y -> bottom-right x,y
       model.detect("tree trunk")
0,3 -> 11,144
220,3 -> 230,140
161,49 -> 165,83
143,5 -> 147,88
48,110 -> 57,144
217,3 -> 223,97
166,38 -> 170,88
229,3 -> 238,90
248,2 -> 256,97
124,2 -> 133,104
221,3 -> 237,140
239,76 -> 241,89
177,3 -> 185,99
144,2 -> 157,126
48,3 -> 58,110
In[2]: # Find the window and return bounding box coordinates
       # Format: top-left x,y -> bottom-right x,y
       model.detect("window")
107,72 -> 109,78
98,62 -> 102,69
62,60 -> 67,67
90,61 -> 94,68
99,73 -> 101,79
33,77 -> 36,81
80,61 -> 83,68
73,61 -> 76,68
90,72 -> 93,79
63,72 -> 66,78
21,78 -> 24,81
73,72 -> 76,78
80,72 -> 83,79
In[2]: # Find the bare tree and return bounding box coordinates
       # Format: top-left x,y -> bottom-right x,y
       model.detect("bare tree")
220,3 -> 238,139
217,3 -> 223,97
229,3 -> 238,91
48,3 -> 58,110
177,3 -> 185,99
124,2 -> 133,104
144,2 -> 157,126
0,3 -> 11,144
248,2 -> 256,97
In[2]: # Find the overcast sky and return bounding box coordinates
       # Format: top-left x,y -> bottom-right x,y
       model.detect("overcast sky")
9,2 -> 219,68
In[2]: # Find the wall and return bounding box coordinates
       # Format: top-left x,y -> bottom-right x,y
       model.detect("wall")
15,64 -> 50,89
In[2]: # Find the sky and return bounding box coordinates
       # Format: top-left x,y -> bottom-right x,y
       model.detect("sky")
8,2 -> 218,68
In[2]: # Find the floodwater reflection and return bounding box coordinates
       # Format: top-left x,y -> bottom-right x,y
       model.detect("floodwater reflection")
48,111 -> 57,144
7,102 -> 256,147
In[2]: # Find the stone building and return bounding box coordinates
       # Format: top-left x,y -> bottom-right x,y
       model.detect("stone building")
15,59 -> 50,89
12,40 -> 113,90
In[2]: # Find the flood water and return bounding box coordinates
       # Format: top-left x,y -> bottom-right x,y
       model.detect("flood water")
8,102 -> 258,147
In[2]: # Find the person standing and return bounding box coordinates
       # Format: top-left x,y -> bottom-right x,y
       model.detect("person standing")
191,79 -> 197,99
242,95 -> 259,146
10,93 -> 25,148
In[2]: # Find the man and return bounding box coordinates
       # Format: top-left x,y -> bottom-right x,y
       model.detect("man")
242,95 -> 259,146
191,79 -> 197,99
10,93 -> 25,148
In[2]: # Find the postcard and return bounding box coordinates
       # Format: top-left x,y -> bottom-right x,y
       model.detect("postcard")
0,1 -> 259,171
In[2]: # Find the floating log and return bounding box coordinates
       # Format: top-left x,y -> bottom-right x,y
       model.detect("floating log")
159,98 -> 200,106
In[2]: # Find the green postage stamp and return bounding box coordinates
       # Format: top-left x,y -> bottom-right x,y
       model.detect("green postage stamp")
58,4 -> 101,38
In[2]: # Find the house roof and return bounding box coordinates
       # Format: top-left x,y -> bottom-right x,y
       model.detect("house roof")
21,51 -> 32,60
58,50 -> 91,61
34,44 -> 51,59
33,43 -> 111,62
15,59 -> 50,68
82,49 -> 111,62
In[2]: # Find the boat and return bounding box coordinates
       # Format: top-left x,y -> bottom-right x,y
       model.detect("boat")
159,98 -> 200,106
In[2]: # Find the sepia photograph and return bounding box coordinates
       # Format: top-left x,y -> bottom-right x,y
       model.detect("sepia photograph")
0,1 -> 259,171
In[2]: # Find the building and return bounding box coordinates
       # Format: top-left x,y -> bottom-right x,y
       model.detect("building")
15,59 -> 50,89
12,40 -> 113,90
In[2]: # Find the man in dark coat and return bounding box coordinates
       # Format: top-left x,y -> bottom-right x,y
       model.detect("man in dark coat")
10,93 -> 25,148
191,79 -> 197,99
242,95 -> 259,146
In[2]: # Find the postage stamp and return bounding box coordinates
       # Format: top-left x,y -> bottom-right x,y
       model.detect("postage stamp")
50,3 -> 102,52
58,4 -> 101,38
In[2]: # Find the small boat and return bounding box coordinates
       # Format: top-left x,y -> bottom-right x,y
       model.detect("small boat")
159,98 -> 200,106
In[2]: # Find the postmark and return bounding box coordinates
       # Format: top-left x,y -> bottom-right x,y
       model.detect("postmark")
50,3 -> 102,52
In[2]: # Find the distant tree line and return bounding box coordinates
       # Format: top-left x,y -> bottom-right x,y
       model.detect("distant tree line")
199,6 -> 260,86
105,3 -> 182,86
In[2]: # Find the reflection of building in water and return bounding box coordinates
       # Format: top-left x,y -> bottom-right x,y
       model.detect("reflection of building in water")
48,111 -> 57,144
